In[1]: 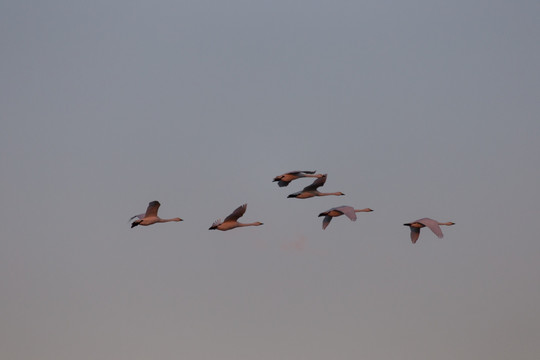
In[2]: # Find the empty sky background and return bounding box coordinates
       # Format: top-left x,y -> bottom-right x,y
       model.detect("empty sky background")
2,1 -> 539,359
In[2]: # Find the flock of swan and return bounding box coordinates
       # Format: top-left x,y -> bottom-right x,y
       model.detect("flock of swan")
130,170 -> 455,243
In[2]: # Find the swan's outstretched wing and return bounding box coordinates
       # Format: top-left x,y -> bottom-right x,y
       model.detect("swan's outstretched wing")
144,201 -> 161,218
417,218 -> 444,238
410,227 -> 421,244
333,206 -> 357,221
274,171 -> 317,187
129,213 -> 145,222
273,172 -> 292,187
322,216 -> 333,230
302,174 -> 327,191
224,204 -> 247,222
286,170 -> 317,176
277,180 -> 290,187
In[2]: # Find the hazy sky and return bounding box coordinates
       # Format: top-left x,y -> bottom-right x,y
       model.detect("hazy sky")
2,1 -> 539,359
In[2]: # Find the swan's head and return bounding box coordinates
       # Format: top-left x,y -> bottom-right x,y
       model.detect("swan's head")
255,222 -> 263,226
318,211 -> 328,217
338,192 -> 345,196
173,218 -> 183,222
366,208 -> 374,212
287,193 -> 298,198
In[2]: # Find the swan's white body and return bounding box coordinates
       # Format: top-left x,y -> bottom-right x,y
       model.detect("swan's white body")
318,206 -> 373,230
209,204 -> 263,231
287,174 -> 344,199
403,218 -> 455,243
273,170 -> 323,187
130,201 -> 183,228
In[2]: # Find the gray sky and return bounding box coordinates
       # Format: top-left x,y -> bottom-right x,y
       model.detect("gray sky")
2,1 -> 539,359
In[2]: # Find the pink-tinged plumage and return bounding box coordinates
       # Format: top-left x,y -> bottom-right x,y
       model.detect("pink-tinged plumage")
403,218 -> 455,244
287,174 -> 345,199
209,204 -> 263,231
130,201 -> 183,228
318,206 -> 373,230
273,170 -> 323,187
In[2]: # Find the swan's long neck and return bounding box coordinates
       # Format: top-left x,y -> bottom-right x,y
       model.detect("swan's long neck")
438,221 -> 455,226
238,222 -> 263,227
318,192 -> 344,196
159,217 -> 183,223
355,208 -> 373,213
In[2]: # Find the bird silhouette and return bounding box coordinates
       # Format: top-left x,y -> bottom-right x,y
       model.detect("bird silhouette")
287,174 -> 344,199
318,206 -> 373,230
273,170 -> 323,187
130,201 -> 183,228
403,218 -> 455,244
209,204 -> 263,231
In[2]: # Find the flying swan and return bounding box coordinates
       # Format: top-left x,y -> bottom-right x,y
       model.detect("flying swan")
287,174 -> 344,199
403,218 -> 455,244
130,201 -> 183,228
318,206 -> 373,230
273,170 -> 323,187
209,204 -> 263,231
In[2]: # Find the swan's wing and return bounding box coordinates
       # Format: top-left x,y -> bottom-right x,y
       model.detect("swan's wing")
322,216 -> 333,230
275,171 -> 317,186
275,171 -> 301,180
417,218 -> 444,238
303,174 -> 327,191
410,227 -> 421,244
278,180 -> 290,187
144,201 -> 161,218
129,213 -> 145,222
287,191 -> 302,198
288,170 -> 316,175
224,204 -> 247,222
275,171 -> 301,186
334,206 -> 357,221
